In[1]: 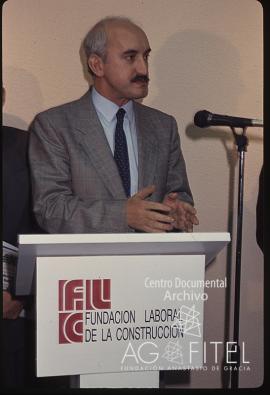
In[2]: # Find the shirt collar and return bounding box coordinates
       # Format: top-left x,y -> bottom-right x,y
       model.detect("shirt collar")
92,86 -> 134,122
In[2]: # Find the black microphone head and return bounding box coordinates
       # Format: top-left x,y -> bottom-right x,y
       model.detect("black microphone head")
194,110 -> 212,128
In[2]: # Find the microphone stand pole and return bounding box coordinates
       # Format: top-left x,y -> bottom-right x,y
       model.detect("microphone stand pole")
230,126 -> 248,389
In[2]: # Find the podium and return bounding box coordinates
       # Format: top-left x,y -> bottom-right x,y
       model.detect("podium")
17,232 -> 229,388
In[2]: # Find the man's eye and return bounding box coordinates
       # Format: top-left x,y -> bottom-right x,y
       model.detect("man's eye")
126,55 -> 135,61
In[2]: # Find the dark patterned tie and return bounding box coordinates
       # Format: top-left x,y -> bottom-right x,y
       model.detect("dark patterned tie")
114,108 -> 130,197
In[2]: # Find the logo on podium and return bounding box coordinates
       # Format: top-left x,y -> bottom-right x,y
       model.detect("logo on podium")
58,279 -> 111,343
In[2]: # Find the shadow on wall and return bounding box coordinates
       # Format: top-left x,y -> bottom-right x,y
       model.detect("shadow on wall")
3,66 -> 44,130
151,30 -> 262,388
150,30 -> 245,116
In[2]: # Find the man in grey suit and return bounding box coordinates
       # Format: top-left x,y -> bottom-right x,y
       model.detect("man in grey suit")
29,16 -> 199,234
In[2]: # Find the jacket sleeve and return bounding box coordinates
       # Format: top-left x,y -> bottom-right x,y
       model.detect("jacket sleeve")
166,116 -> 194,205
29,113 -> 132,234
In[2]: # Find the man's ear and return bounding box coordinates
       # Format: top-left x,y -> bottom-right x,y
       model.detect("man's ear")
87,54 -> 104,77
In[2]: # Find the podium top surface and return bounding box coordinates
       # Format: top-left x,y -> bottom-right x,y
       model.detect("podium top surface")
19,232 -> 229,245
18,233 -> 230,263
16,232 -> 230,294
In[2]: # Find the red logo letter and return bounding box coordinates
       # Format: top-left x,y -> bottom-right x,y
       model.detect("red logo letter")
86,279 -> 111,310
59,280 -> 84,311
59,312 -> 83,343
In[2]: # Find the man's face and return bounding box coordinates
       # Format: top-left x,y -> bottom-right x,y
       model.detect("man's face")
93,23 -> 151,106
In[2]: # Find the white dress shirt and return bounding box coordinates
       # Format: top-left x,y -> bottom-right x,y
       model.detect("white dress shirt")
91,87 -> 138,196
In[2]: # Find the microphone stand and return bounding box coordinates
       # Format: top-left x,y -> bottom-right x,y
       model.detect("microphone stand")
229,126 -> 248,389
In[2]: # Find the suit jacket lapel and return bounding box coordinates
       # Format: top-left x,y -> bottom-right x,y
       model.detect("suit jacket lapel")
72,90 -> 126,198
134,102 -> 158,190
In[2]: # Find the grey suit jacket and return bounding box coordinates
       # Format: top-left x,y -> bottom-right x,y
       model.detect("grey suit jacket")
29,88 -> 193,233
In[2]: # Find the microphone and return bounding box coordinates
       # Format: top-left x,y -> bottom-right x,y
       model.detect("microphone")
194,110 -> 263,128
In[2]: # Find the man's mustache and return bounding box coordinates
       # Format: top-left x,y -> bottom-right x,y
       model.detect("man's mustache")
131,75 -> 150,83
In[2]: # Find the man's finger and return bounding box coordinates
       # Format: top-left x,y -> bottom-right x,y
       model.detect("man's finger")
181,201 -> 197,215
135,185 -> 156,199
146,210 -> 175,224
146,201 -> 173,213
146,219 -> 174,232
144,225 -> 166,233
192,215 -> 199,225
165,192 -> 178,200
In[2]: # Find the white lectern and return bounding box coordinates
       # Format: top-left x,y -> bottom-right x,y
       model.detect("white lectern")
17,232 -> 229,388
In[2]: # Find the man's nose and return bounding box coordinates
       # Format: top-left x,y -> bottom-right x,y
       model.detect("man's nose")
136,56 -> 148,75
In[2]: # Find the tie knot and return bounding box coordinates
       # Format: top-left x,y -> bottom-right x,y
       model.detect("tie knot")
116,108 -> 126,123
